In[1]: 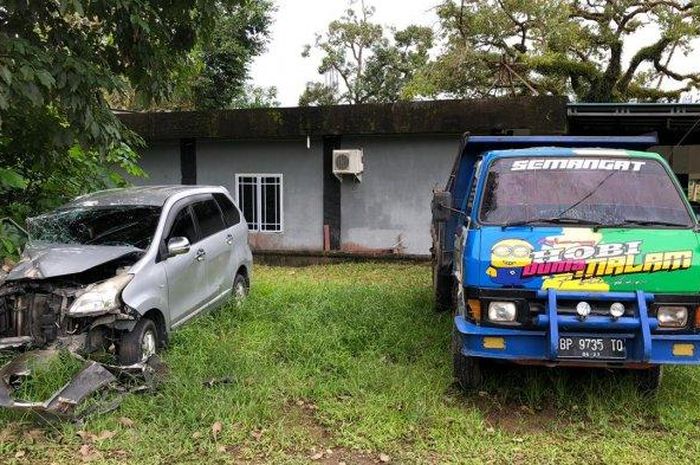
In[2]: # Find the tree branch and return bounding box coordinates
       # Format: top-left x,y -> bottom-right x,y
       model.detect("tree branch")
653,59 -> 700,83
618,36 -> 672,91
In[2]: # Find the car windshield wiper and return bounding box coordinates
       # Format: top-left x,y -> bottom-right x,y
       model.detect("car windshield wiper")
502,217 -> 604,229
599,219 -> 689,228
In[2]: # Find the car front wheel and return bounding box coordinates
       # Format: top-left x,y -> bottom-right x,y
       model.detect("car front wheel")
118,318 -> 159,364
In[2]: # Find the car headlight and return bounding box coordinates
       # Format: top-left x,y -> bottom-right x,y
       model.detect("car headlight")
487,301 -> 517,322
657,306 -> 688,328
68,274 -> 134,317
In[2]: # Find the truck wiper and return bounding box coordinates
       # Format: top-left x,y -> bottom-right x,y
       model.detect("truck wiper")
599,219 -> 689,228
502,217 -> 604,229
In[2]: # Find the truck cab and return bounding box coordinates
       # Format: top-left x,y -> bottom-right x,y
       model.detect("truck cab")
432,135 -> 700,392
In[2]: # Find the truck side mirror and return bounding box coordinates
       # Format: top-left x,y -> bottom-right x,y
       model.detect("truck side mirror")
432,191 -> 453,223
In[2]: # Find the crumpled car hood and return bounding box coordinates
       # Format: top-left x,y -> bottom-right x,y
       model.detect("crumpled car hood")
6,243 -> 142,281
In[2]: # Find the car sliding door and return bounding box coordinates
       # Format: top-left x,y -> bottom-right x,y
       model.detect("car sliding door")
213,193 -> 246,292
191,197 -> 230,302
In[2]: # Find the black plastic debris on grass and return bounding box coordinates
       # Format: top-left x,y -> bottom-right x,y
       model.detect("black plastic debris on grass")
0,349 -> 166,420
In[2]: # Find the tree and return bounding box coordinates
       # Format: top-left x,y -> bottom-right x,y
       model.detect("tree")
299,1 -> 434,105
230,84 -> 280,108
408,0 -> 700,102
189,0 -> 274,109
105,1 -> 275,111
0,1 -> 240,257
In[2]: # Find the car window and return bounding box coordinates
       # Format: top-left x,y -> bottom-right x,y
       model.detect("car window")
213,193 -> 241,227
192,199 -> 226,238
167,208 -> 197,243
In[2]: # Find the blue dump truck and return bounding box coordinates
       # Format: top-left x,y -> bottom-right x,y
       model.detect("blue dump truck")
431,134 -> 700,392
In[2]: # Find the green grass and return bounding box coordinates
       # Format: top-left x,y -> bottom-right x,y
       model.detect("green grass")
2,262 -> 700,463
12,351 -> 85,403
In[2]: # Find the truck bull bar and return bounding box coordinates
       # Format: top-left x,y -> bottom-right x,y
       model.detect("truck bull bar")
454,289 -> 700,365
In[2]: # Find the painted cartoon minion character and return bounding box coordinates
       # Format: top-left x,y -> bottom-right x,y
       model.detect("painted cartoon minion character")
486,239 -> 534,286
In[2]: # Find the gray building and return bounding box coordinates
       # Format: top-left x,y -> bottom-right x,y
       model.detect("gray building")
119,97 -> 700,258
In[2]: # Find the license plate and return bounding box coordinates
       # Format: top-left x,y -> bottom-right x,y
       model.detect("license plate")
558,336 -> 626,360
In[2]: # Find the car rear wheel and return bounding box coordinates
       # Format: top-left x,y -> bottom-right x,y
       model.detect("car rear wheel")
118,318 -> 159,365
232,273 -> 249,304
452,327 -> 483,391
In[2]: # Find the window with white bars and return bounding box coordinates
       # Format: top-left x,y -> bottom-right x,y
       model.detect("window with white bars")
235,174 -> 283,232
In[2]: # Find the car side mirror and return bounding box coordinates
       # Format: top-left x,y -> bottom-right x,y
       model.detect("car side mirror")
167,236 -> 191,257
431,191 -> 453,223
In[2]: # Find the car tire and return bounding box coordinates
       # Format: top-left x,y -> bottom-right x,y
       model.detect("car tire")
452,327 -> 483,391
634,366 -> 662,394
118,318 -> 159,365
232,272 -> 249,304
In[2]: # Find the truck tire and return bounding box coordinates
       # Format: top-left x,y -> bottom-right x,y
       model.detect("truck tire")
452,327 -> 483,391
118,318 -> 159,365
434,270 -> 453,312
634,366 -> 662,394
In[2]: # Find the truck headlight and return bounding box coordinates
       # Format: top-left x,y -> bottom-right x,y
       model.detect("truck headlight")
68,274 -> 134,317
657,306 -> 688,328
487,301 -> 517,322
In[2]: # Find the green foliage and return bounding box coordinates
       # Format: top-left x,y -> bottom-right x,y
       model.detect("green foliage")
12,351 -> 85,403
108,1 -> 275,111
191,1 -> 274,110
300,1 -> 434,105
0,1 -> 245,260
410,0 -> 700,102
230,84 -> 280,109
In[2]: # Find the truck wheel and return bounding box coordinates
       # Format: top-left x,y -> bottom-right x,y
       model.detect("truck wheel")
452,328 -> 482,391
634,366 -> 662,394
118,318 -> 159,364
434,271 -> 453,312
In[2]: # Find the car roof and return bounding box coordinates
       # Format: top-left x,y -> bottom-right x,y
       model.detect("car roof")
61,185 -> 224,208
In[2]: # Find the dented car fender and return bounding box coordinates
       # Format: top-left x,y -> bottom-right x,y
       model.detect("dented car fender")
120,262 -> 170,331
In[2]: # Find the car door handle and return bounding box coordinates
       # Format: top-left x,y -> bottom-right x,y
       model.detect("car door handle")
195,249 -> 206,261
226,234 -> 233,245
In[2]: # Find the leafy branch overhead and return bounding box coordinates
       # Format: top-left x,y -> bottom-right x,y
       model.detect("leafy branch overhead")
299,1 -> 434,105
410,0 -> 700,102
0,1 -> 264,259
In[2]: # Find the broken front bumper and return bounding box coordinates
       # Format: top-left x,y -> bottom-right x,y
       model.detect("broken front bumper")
455,290 -> 700,366
0,350 -> 115,417
0,349 -> 164,418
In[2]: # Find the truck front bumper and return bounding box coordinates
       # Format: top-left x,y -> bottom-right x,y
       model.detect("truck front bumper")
454,289 -> 700,367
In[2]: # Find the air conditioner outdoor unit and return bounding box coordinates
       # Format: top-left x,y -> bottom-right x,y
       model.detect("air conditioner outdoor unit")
332,149 -> 364,181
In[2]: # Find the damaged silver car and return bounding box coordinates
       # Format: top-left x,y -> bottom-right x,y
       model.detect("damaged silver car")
0,186 -> 252,364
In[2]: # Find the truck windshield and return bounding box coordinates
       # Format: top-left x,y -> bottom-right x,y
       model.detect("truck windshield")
479,156 -> 693,228
27,206 -> 161,248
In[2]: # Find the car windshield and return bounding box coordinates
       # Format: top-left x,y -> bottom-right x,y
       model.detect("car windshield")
479,156 -> 693,227
27,206 -> 161,248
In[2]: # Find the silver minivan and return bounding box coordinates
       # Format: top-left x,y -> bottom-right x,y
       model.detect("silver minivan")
0,186 -> 252,363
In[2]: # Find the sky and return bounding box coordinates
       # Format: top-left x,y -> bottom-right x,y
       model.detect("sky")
250,0 -> 440,106
250,0 -> 700,107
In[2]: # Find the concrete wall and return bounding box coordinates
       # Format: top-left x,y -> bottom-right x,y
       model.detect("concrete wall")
136,142 -> 181,185
196,138 -> 324,251
135,135 -> 459,255
340,135 -> 459,255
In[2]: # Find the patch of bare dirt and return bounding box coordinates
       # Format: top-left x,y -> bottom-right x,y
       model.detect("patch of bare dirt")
283,398 -> 391,465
